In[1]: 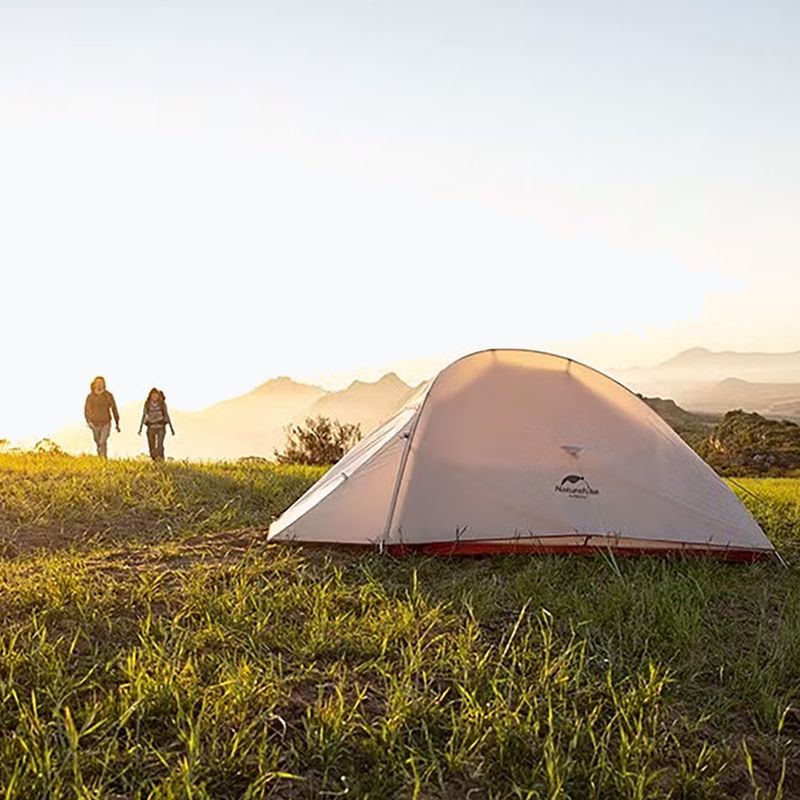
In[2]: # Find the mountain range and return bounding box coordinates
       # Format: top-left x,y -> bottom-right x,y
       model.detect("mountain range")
49,347 -> 800,460
611,347 -> 800,419
53,373 -> 421,460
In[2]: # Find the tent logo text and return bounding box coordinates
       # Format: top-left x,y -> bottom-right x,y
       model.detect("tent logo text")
555,474 -> 599,499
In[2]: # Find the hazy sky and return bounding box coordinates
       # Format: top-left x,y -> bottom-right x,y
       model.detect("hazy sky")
2,1 -> 800,440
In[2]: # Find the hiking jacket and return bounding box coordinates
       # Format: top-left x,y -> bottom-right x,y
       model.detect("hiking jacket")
85,391 -> 120,426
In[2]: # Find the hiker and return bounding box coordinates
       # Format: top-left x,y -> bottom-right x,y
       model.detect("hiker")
138,388 -> 175,461
84,376 -> 120,458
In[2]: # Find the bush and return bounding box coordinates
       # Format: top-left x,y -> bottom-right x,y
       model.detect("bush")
274,416 -> 361,466
697,410 -> 800,475
32,438 -> 66,455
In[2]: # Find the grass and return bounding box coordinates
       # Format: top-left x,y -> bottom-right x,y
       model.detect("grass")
0,454 -> 799,798
0,453 -> 324,553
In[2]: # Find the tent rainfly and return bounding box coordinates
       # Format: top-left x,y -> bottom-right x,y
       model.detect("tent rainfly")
268,350 -> 775,560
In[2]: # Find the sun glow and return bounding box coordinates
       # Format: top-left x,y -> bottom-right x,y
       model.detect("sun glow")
2,2 -> 800,443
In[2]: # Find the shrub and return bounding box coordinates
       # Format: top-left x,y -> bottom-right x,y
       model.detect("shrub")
697,410 -> 800,475
274,416 -> 361,466
32,438 -> 65,455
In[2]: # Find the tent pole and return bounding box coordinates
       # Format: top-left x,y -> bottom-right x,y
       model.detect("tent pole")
380,428 -> 416,553
379,393 -> 435,552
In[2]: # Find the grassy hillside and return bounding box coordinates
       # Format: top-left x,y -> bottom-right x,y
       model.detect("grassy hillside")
641,395 -> 718,450
0,454 -> 799,798
641,400 -> 800,476
0,453 -> 324,553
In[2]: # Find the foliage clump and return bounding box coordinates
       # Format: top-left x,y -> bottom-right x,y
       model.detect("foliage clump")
274,416 -> 361,466
697,410 -> 800,475
32,438 -> 66,455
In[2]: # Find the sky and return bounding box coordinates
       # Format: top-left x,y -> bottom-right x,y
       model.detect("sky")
2,1 -> 800,441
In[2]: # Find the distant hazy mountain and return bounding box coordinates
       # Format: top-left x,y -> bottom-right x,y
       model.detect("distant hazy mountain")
49,346 -> 800,460
657,347 -> 800,381
50,374 -> 414,460
685,378 -> 800,417
176,377 -> 328,460
613,347 -> 800,418
307,373 -> 419,434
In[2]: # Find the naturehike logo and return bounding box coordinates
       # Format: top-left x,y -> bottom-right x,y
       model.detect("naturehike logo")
555,474 -> 599,499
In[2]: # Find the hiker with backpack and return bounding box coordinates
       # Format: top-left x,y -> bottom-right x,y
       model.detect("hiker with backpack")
138,388 -> 175,461
84,376 -> 120,458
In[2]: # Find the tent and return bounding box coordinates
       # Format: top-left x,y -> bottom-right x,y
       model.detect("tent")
268,349 -> 774,560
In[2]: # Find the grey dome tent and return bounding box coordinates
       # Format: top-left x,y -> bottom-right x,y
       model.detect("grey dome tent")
269,350 -> 774,560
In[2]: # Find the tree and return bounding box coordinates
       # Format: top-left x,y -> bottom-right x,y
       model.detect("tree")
275,416 -> 361,466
